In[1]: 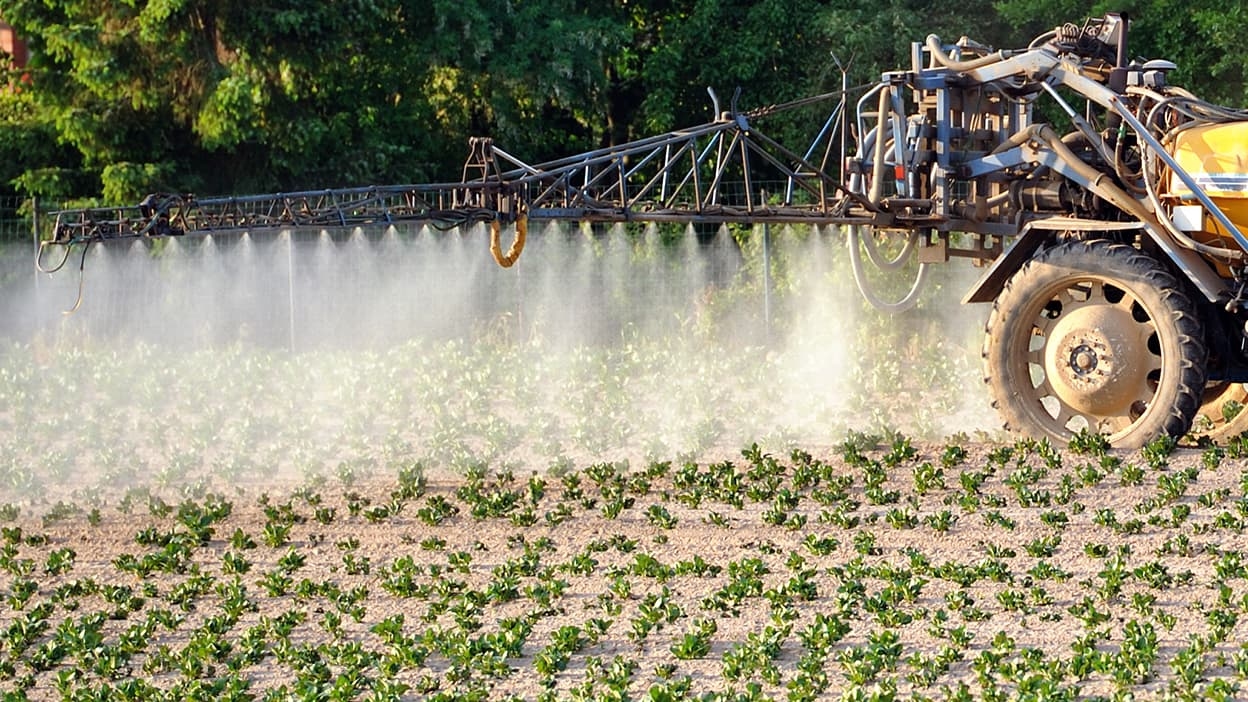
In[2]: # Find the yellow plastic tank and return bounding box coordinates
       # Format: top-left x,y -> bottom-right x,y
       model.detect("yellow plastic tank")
1167,122 -> 1248,235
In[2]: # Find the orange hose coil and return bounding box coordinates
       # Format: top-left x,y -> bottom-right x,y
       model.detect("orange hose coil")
489,216 -> 527,268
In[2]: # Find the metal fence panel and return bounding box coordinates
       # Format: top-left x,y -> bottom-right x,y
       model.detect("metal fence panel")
0,196 -> 32,243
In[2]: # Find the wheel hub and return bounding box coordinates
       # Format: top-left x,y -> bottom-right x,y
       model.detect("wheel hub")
1044,303 -> 1151,417
1070,344 -> 1098,375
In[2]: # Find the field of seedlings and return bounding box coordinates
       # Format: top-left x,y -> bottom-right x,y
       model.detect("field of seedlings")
3,336 -> 1248,702
3,229 -> 1248,701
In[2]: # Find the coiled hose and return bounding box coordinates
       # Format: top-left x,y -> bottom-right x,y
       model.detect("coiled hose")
847,225 -> 930,313
490,216 -> 527,268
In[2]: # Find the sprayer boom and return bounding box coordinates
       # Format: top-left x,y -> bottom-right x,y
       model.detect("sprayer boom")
48,101 -> 867,248
40,13 -> 1248,448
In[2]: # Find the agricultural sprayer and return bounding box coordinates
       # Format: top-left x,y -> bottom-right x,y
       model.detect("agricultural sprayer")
39,13 -> 1248,448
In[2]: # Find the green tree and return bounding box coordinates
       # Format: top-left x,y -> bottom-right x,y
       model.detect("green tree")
4,1 -> 409,200
995,0 -> 1247,106
0,86 -> 85,200
814,0 -> 1013,85
420,0 -> 630,160
0,0 -> 628,202
12,0 -> 1223,207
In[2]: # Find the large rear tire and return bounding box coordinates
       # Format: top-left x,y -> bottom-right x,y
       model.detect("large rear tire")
1192,382 -> 1248,443
984,240 -> 1207,448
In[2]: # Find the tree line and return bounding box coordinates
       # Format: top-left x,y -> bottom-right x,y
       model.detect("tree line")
0,0 -> 1243,205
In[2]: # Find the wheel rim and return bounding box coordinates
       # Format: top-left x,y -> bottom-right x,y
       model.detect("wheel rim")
1025,278 -> 1162,437
1194,381 -> 1248,440
987,240 -> 1206,448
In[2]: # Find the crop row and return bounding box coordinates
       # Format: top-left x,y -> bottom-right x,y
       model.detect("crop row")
3,433 -> 1248,699
0,333 -> 982,504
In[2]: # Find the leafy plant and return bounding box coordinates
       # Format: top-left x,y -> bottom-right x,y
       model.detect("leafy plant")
671,618 -> 717,660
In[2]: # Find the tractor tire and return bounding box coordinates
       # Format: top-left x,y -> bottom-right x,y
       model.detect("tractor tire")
983,239 -> 1207,449
1192,382 -> 1248,443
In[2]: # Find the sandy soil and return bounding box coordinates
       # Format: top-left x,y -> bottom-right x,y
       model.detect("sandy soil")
2,438 -> 1248,700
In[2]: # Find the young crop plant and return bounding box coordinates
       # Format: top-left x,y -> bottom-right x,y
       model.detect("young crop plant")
1113,618 -> 1160,686
1139,433 -> 1178,470
982,510 -> 1017,531
509,505 -> 538,527
958,468 -> 987,496
41,501 -> 80,527
802,534 -> 839,557
925,509 -> 958,532
885,507 -> 918,529
862,461 -> 900,506
364,497 -> 407,523
1039,510 -> 1069,529
1118,461 -> 1145,486
379,555 -> 427,599
276,546 -> 307,573
544,501 -> 574,525
853,531 -> 882,556
221,551 -> 251,574
43,547 -> 76,576
941,441 -> 969,468
819,503 -> 861,529
882,434 -> 918,467
417,494 -> 460,525
630,552 -> 674,581
912,461 -> 946,494
720,624 -> 790,685
600,491 -> 636,520
1068,428 -> 1111,456
228,528 -> 257,550
645,504 -> 678,529
260,521 -> 291,548
6,577 -> 38,610
671,618 -> 717,660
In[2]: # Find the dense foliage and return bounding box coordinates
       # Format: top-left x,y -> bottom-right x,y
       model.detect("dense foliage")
0,0 -> 1244,203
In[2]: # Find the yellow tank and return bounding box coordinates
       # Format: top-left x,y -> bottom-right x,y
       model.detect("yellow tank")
1167,122 -> 1248,236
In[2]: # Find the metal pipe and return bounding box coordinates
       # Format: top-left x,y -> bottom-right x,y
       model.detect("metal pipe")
1110,94 -> 1248,253
869,87 -> 891,203
924,35 -> 1014,71
889,88 -> 909,197
1039,81 -> 1115,165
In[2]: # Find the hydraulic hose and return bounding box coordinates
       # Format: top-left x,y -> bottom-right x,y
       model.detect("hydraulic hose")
36,240 -> 74,274
490,216 -> 527,268
847,225 -> 930,313
858,225 -> 920,271
35,239 -> 92,314
924,35 -> 1014,72
869,89 -> 892,205
1016,121 -> 1243,261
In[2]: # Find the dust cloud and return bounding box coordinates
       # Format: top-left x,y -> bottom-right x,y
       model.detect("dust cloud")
0,223 -> 997,491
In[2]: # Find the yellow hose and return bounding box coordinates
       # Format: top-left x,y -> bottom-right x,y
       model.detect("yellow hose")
490,216 -> 527,268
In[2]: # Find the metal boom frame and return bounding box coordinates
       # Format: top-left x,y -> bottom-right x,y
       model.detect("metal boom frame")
47,90 -> 868,247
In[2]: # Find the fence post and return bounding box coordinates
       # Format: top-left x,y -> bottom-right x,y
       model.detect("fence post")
762,221 -> 772,344
30,197 -> 39,300
286,231 -> 296,351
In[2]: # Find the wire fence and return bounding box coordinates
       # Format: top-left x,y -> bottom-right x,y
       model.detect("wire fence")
0,196 -> 79,243
0,196 -> 34,244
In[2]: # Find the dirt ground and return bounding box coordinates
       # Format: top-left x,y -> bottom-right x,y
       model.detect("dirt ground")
3,438 -> 1248,700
